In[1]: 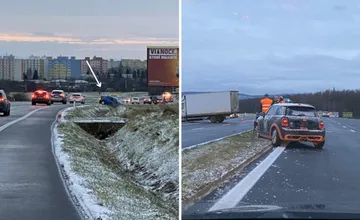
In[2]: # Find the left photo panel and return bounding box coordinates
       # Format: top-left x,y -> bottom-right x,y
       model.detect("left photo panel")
0,1 -> 179,220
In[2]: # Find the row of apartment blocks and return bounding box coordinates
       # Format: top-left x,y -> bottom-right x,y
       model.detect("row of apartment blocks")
0,55 -> 147,81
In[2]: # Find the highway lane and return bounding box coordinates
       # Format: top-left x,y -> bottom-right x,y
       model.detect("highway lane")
0,102 -> 81,220
184,117 -> 360,215
182,116 -> 254,148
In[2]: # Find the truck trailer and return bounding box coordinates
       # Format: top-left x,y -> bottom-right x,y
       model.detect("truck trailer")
182,91 -> 239,123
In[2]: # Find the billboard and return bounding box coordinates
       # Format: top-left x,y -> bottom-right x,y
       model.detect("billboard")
147,46 -> 179,87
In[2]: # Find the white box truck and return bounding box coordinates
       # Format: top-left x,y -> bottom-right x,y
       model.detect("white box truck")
182,91 -> 239,123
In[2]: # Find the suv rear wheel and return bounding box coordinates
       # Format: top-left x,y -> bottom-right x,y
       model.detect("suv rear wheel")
271,128 -> 281,146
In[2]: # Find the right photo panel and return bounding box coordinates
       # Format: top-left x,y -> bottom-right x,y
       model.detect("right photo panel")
182,0 -> 360,219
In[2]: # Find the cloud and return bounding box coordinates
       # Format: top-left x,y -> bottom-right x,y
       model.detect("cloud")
0,33 -> 178,46
0,0 -> 178,58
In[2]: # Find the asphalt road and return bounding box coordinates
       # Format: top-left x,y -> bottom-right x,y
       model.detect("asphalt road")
0,102 -> 81,220
181,116 -> 254,148
184,117 -> 360,215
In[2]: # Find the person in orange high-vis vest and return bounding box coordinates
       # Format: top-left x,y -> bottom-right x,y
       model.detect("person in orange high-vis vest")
260,94 -> 273,113
254,94 -> 273,129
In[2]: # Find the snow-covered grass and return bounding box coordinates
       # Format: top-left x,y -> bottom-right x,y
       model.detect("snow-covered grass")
53,103 -> 179,219
182,132 -> 270,205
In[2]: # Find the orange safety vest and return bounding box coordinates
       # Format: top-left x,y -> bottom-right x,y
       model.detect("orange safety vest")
261,98 -> 273,113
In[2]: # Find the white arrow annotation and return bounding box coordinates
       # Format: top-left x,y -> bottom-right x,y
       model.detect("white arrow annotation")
85,60 -> 102,87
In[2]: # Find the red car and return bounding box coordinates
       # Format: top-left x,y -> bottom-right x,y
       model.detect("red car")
31,90 -> 52,106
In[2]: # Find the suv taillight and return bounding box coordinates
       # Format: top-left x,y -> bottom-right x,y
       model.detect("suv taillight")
319,120 -> 325,129
0,97 -> 4,102
281,117 -> 289,127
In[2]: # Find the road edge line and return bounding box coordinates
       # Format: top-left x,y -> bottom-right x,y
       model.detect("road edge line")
182,129 -> 253,152
0,107 -> 45,133
209,146 -> 286,211
50,107 -> 92,220
182,141 -> 273,210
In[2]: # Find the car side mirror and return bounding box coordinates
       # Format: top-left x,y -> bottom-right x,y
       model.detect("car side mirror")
259,112 -> 265,117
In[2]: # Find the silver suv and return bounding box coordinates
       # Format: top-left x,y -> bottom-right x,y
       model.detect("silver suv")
51,90 -> 67,104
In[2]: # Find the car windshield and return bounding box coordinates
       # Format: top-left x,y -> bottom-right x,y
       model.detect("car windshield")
72,94 -> 81,97
287,106 -> 317,117
52,91 -> 62,94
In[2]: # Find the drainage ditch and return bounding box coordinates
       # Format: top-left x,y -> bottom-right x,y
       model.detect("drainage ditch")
75,120 -> 126,140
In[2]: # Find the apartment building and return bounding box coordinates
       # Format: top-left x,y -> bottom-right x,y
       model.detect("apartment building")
48,56 -> 71,79
14,59 -> 22,81
107,59 -> 120,69
80,56 -> 108,76
47,56 -> 81,80
120,59 -> 147,70
22,55 -> 49,80
0,55 -> 16,80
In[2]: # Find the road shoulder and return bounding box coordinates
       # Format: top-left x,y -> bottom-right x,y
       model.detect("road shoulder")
182,131 -> 271,209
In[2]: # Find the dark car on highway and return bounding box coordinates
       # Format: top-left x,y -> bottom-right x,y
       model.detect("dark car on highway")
0,89 -> 11,116
255,103 -> 325,148
31,90 -> 52,106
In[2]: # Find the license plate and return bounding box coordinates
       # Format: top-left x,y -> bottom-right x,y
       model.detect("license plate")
38,97 -> 43,99
300,127 -> 308,130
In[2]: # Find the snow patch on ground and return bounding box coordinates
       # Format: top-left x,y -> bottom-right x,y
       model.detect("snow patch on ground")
182,132 -> 270,204
52,124 -> 112,219
52,104 -> 179,219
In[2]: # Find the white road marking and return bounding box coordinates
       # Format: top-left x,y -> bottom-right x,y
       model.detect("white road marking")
344,124 -> 359,132
0,108 -> 45,133
208,146 -> 286,212
182,129 -> 252,151
338,123 -> 341,125
192,127 -> 204,131
343,126 -> 347,128
350,129 -> 356,132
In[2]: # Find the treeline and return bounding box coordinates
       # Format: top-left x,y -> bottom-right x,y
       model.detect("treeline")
239,89 -> 360,117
